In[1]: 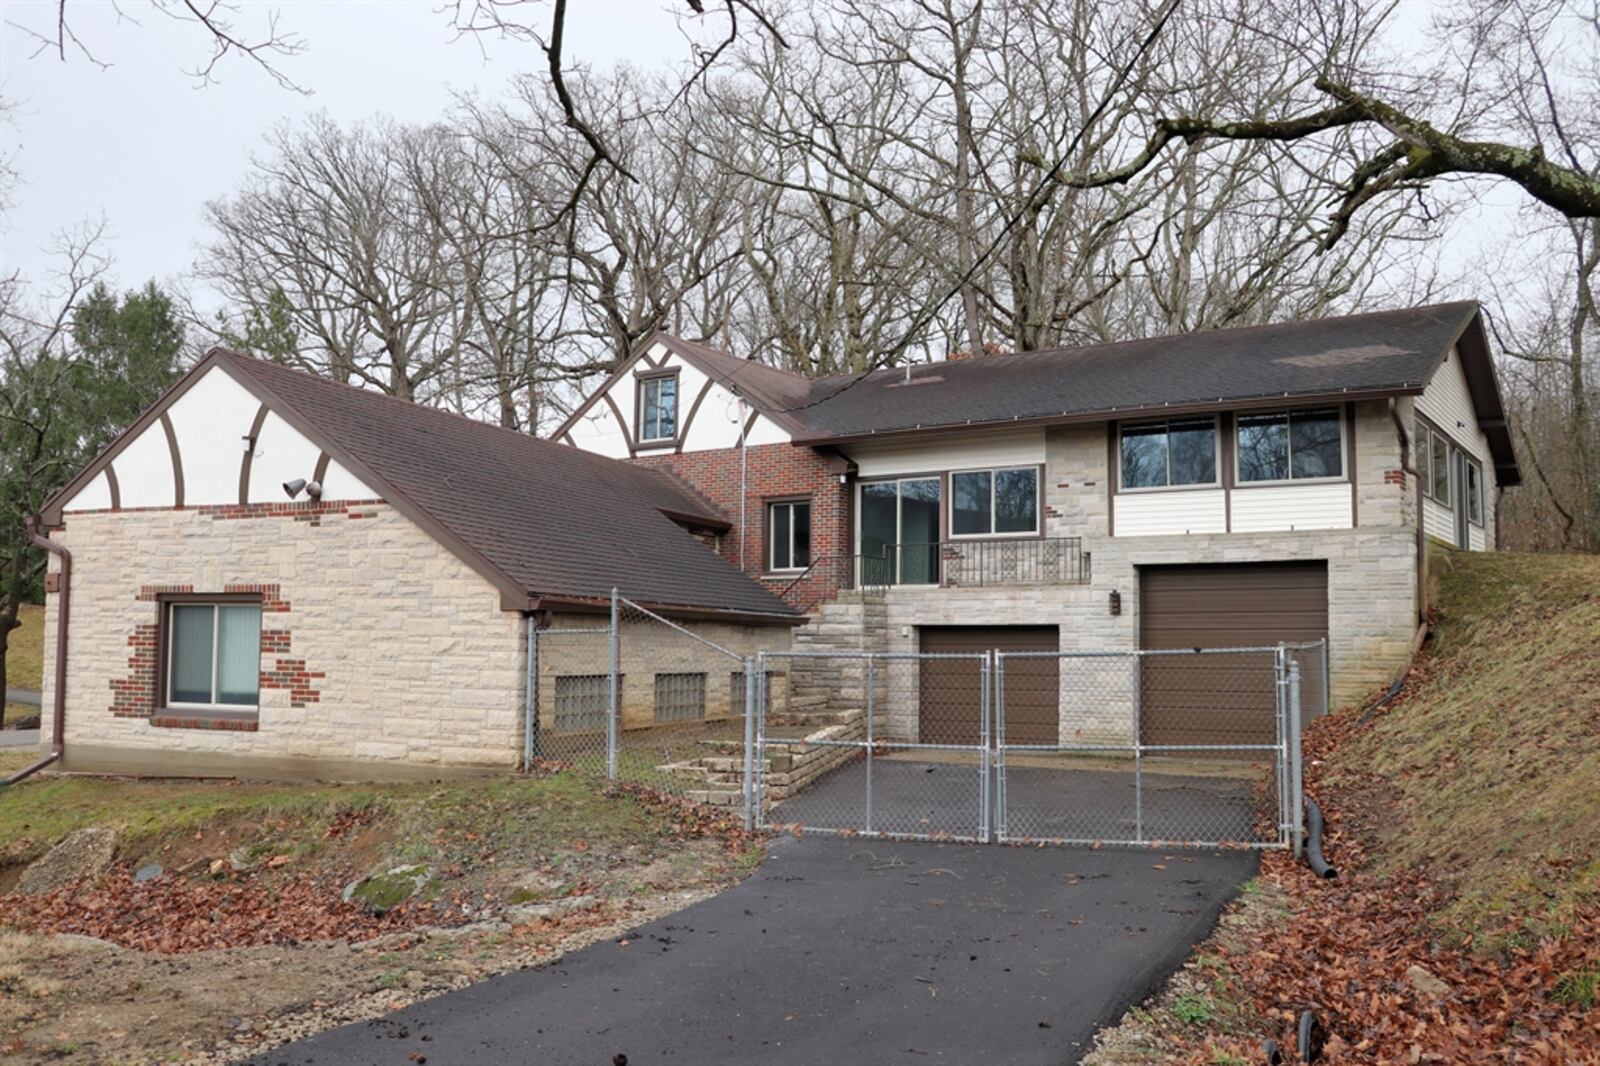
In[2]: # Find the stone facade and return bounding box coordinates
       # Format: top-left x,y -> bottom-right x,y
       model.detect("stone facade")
39,502 -> 527,778
782,400 -> 1420,732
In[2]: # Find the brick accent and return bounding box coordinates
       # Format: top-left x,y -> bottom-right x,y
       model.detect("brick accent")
1384,469 -> 1407,485
631,443 -> 849,607
110,623 -> 160,718
199,499 -> 385,527
151,715 -> 260,732
106,582 -> 321,718
258,629 -> 324,708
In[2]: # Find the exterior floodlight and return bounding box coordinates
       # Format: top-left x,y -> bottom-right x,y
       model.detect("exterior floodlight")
305,480 -> 323,500
283,478 -> 307,499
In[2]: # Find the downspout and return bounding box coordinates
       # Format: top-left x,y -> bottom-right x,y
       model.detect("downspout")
1390,401 -> 1428,621
4,516 -> 69,786
738,397 -> 750,573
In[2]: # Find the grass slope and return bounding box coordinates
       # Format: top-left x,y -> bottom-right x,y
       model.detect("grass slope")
1332,551 -> 1600,948
1085,551 -> 1600,1062
5,605 -> 44,692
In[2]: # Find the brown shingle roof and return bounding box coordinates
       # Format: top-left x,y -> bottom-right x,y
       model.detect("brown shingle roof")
222,352 -> 798,620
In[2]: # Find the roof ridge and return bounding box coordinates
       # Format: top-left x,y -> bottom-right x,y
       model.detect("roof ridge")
811,300 -> 1482,388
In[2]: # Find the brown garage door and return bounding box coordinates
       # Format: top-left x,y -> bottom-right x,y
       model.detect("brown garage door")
919,627 -> 1058,745
1139,563 -> 1328,747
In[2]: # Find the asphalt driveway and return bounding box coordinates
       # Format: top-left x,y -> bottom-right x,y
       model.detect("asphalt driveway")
253,836 -> 1255,1065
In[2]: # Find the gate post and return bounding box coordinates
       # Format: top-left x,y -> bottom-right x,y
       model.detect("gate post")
1289,659 -> 1304,859
865,655 -> 876,836
742,656 -> 757,831
980,651 -> 990,842
992,652 -> 1005,841
1132,652 -> 1143,845
608,588 -> 620,781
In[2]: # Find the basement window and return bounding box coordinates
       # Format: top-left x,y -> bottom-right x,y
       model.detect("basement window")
654,672 -> 706,723
554,674 -> 613,733
164,601 -> 261,711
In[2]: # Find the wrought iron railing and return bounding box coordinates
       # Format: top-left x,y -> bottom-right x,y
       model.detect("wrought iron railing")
880,537 -> 1088,588
776,554 -> 889,610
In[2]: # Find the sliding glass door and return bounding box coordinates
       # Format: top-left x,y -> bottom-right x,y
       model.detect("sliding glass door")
860,478 -> 941,585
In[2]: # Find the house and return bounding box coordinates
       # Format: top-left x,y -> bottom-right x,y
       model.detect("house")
556,301 -> 1520,745
28,350 -> 800,780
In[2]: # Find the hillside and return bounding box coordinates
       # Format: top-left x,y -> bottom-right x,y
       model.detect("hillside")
1087,552 -> 1600,1062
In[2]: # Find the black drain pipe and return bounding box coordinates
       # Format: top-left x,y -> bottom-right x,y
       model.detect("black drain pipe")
1304,797 -> 1337,879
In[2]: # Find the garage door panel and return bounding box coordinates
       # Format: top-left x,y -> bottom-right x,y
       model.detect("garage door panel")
919,627 -> 1058,746
1139,563 -> 1327,747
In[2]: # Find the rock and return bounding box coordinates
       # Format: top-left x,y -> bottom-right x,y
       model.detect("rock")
208,858 -> 227,877
9,714 -> 40,730
505,894 -> 599,925
228,846 -> 259,872
342,865 -> 431,915
133,863 -> 163,882
1405,964 -> 1451,997
17,826 -> 119,895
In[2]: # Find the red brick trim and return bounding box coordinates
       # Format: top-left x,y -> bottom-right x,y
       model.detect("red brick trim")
61,499 -> 385,519
151,715 -> 260,732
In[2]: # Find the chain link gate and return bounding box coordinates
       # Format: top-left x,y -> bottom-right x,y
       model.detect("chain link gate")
749,640 -> 1319,850
753,650 -> 993,842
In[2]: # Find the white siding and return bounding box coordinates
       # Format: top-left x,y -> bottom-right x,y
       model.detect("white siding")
1114,489 -> 1227,536
847,429 -> 1046,478
1415,348 -> 1499,551
1230,483 -> 1352,533
62,470 -> 113,512
564,343 -> 793,456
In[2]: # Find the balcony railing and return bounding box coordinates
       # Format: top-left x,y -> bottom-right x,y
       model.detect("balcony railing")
875,537 -> 1089,588
776,554 -> 891,611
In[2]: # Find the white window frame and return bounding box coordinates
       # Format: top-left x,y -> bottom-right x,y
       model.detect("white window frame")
1117,416 -> 1222,493
163,601 -> 262,713
1416,419 -> 1453,506
1233,407 -> 1347,487
767,499 -> 812,573
947,465 -> 1042,538
1466,458 -> 1485,527
638,373 -> 679,444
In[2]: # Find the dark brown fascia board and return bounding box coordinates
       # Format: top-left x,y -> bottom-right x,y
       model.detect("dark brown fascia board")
39,347 -> 230,527
549,332 -> 672,443
529,593 -> 803,627
788,385 -> 1427,447
1449,311 -> 1522,486
658,507 -> 733,532
214,353 -> 539,613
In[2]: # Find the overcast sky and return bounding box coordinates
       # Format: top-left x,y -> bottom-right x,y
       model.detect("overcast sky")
2,0 -> 1516,322
0,0 -> 701,300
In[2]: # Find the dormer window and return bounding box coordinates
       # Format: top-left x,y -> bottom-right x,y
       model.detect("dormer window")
638,372 -> 679,444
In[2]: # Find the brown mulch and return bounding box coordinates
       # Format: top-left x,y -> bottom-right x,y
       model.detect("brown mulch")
1181,666 -> 1600,1064
0,868 -> 467,954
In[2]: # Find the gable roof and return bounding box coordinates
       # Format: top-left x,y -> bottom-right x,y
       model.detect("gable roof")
551,331 -> 815,443
622,302 -> 1519,486
44,350 -> 799,623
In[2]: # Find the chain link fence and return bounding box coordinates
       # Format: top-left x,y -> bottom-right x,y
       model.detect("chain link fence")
529,593 -> 1320,852
528,591 -> 767,818
753,650 -> 992,842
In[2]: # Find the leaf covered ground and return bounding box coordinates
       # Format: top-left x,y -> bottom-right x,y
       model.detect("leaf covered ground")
1086,552 -> 1600,1064
0,763 -> 762,1063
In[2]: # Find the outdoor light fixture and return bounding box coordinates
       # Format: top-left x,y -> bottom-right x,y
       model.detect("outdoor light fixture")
1109,589 -> 1122,616
283,478 -> 307,499
305,481 -> 323,500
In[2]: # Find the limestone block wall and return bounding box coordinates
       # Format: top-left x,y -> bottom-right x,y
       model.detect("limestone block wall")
532,611 -> 793,736
39,503 -> 526,777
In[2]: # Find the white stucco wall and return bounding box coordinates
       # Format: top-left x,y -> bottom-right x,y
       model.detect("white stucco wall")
59,364 -> 375,514
562,342 -> 792,457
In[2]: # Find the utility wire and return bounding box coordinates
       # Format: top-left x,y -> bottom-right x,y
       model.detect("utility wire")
778,0 -> 1185,414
